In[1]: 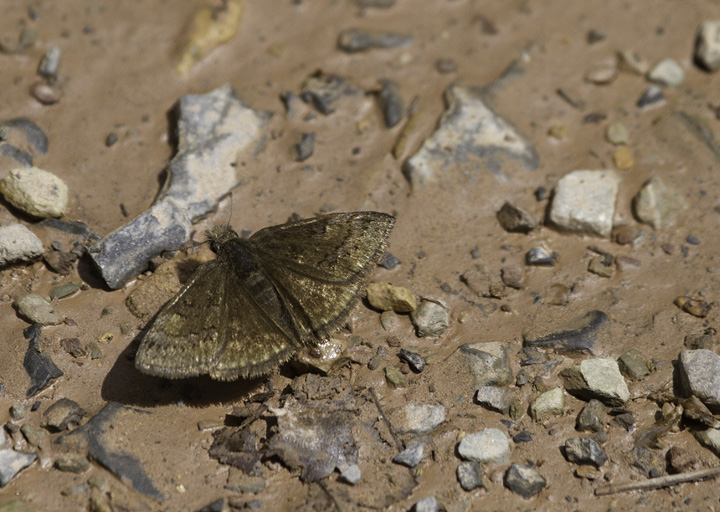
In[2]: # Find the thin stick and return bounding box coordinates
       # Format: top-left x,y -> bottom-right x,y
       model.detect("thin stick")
369,387 -> 403,452
595,466 -> 720,496
317,481 -> 343,512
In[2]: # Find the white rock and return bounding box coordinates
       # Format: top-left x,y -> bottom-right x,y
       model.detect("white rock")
0,224 -> 44,266
695,21 -> 720,71
647,58 -> 684,88
549,170 -> 621,237
0,167 -> 69,218
530,387 -> 565,420
678,349 -> 720,412
458,428 -> 510,464
561,358 -> 630,406
0,449 -> 37,486
399,403 -> 445,434
633,176 -> 686,229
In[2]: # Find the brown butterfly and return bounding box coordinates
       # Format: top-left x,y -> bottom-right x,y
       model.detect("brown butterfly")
135,211 -> 395,380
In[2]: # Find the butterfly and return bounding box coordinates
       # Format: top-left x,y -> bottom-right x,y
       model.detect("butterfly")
135,211 -> 395,380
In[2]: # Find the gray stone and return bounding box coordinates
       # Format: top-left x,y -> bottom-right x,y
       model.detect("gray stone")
20,423 -> 47,446
560,358 -> 630,406
457,428 -> 510,464
13,293 -> 62,325
403,85 -> 538,188
456,461 -> 483,491
295,132 -> 315,162
617,349 -> 650,380
54,453 -> 89,473
501,265 -> 524,289
393,443 -> 426,468
678,349 -> 720,412
693,428 -> 720,457
377,79 -> 404,128
696,21 -> 720,71
225,468 -> 266,493
337,29 -> 412,52
38,45 -> 61,78
549,170 -> 621,237
523,310 -> 609,355
398,403 -> 445,434
630,446 -> 664,477
456,342 -> 514,387
43,398 -> 86,431
530,387 -> 564,421
564,438 -> 608,467
22,324 -> 63,397
411,299 -> 449,337
0,449 -> 36,486
576,399 -> 606,433
338,463 -> 361,485
617,49 -> 650,75
496,202 -> 538,233
0,143 -> 33,166
684,333 -> 714,350
0,117 -> 48,155
367,282 -> 417,312
637,86 -> 665,108
475,386 -> 514,414
10,404 -> 29,421
633,176 -> 686,229
87,84 -> 269,289
301,71 -> 363,115
0,224 -> 43,266
413,497 -> 439,512
525,247 -> 557,266
398,349 -> 425,373
503,464 -> 546,498
0,167 -> 68,218
647,58 -> 684,88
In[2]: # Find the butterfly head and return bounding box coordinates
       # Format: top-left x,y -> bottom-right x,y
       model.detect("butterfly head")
206,226 -> 240,254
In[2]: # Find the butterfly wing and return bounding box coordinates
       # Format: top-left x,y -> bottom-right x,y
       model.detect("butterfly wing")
247,212 -> 395,341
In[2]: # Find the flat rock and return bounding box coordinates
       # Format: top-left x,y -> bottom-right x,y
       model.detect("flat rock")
366,282 -> 417,312
410,299 -> 449,337
523,310 -> 609,355
560,358 -> 630,406
696,21 -> 720,71
632,176 -> 686,229
22,324 -> 63,397
14,293 -> 62,325
530,387 -> 564,421
617,349 -> 650,380
475,386 -> 514,414
503,464 -> 546,498
397,403 -> 445,434
457,428 -> 510,464
54,453 -> 89,473
678,349 -> 720,412
456,342 -> 514,387
403,84 -> 538,188
456,461 -> 483,491
0,449 -> 36,486
87,84 -> 269,289
0,167 -> 68,218
564,438 -> 607,467
496,202 -> 538,233
0,224 -> 43,266
549,170 -> 620,237
647,58 -> 684,87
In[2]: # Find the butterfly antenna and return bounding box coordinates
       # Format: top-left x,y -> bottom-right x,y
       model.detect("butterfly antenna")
226,191 -> 234,229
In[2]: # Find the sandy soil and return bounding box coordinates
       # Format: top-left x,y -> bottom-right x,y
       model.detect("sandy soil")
1,1 -> 720,511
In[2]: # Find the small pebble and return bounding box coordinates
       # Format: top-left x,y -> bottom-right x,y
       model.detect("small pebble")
695,21 -> 720,71
105,133 -> 118,147
435,57 -> 457,73
14,293 -> 63,325
606,121 -> 629,145
410,299 -> 449,337
50,282 -> 80,299
503,464 -> 546,498
337,29 -> 412,52
686,235 -> 700,245
398,348 -> 425,373
385,367 -> 406,388
295,132 -> 315,162
617,49 -> 650,75
379,252 -> 400,269
613,146 -> 633,170
393,443 -> 426,468
38,45 -> 61,78
31,82 -> 61,105
637,86 -> 665,108
647,58 -> 684,88
526,247 -> 557,266
534,186 -> 548,201
456,461 -> 484,491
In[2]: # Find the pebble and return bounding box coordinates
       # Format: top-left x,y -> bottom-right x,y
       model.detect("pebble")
399,403 -> 445,434
530,387 -> 564,421
10,404 -> 29,421
686,234 -> 700,245
475,386 -> 514,415
612,225 -> 641,245
60,338 -> 86,358
23,324 -> 63,397
523,310 -> 609,355
585,60 -> 617,84
410,299 -> 449,337
456,461 -> 484,491
637,85 -> 665,108
631,446 -> 663,477
385,367 -> 407,388
633,176 -> 686,229
678,349 -> 720,411
377,79 -> 404,128
31,82 -> 61,105
548,169 -> 621,237
666,445 -> 696,473
0,224 -> 44,266
301,71 -> 363,115
14,293 -> 63,325
0,449 -> 37,486
612,146 -> 633,170
338,463 -> 361,485
684,333 -> 714,350
50,282 -> 80,299
615,255 -> 641,271
398,349 -> 425,373
605,121 -> 629,145
564,438 -> 607,467
20,423 -> 47,446
38,45 -> 61,78
617,49 -> 650,75
42,398 -> 86,431
435,57 -> 457,73
295,132 -> 315,162
456,342 -> 514,387
379,252 -> 401,269
503,464 -> 546,498
513,431 -> 532,443
576,399 -> 606,432
588,256 -> 614,278
695,21 -> 720,71
560,358 -> 630,406
0,117 -> 48,154
525,247 -> 557,266
501,265 -> 524,289
647,58 -> 684,88
496,202 -> 538,233
337,29 -> 412,52
413,497 -> 439,512
356,0 -> 396,8
366,282 -> 417,312
54,454 -> 89,473
617,349 -> 650,380
675,296 -> 710,318
393,443 -> 426,468
0,167 -> 69,218
457,428 -> 510,464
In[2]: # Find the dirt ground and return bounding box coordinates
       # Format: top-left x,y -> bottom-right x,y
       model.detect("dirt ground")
2,1 -> 720,511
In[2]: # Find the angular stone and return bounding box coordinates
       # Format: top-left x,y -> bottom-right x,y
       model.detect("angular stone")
22,324 -> 63,398
0,167 -> 68,218
413,497 -> 439,512
561,358 -> 630,406
366,282 -> 417,313
475,386 -> 514,415
637,85 -> 665,108
633,176 -> 686,229
457,428 -> 510,464
564,438 -> 607,467
393,443 -> 426,468
696,21 -> 720,71
631,446 -> 664,477
523,310 -> 609,355
496,202 -> 538,233
693,428 -> 720,457
0,449 -> 36,486
43,398 -> 87,431
338,463 -> 361,485
501,265 -> 524,289
678,349 -> 720,412
456,461 -> 484,491
14,293 -> 62,325
530,387 -> 564,421
398,403 -> 445,434
0,224 -> 44,266
647,58 -> 684,88
403,85 -> 538,188
576,399 -> 606,433
503,464 -> 546,498
456,342 -> 513,387
617,349 -> 650,380
398,349 -> 425,373
525,247 -> 557,266
549,170 -> 621,237
410,299 -> 449,337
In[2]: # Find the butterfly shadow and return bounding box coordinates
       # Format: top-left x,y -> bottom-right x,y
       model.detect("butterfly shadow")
100,330 -> 265,408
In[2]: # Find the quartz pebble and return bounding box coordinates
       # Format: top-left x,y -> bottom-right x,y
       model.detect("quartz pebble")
647,58 -> 684,88
549,170 -> 620,237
